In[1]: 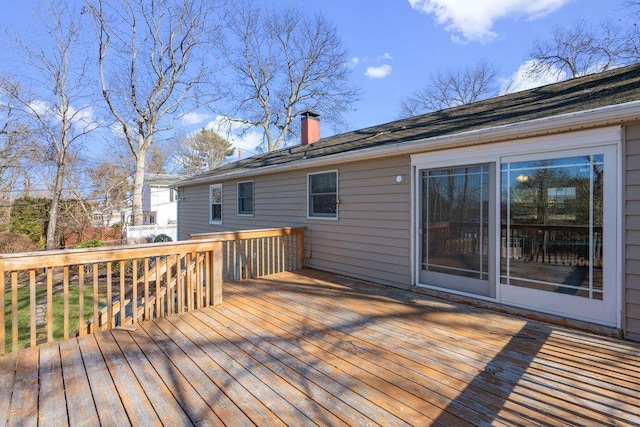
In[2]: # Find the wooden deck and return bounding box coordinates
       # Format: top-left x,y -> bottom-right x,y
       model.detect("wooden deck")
2,269 -> 639,426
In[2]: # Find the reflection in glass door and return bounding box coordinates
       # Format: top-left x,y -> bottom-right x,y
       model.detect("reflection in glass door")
420,164 -> 495,297
501,155 -> 604,300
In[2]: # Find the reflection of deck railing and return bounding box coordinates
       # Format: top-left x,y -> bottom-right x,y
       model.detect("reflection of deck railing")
426,222 -> 488,256
503,224 -> 602,267
426,222 -> 602,266
0,227 -> 305,354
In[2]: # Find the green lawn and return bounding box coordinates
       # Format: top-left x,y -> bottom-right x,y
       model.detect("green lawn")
3,284 -> 95,353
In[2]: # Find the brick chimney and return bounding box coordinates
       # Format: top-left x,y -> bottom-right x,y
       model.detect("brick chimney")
301,111 -> 320,146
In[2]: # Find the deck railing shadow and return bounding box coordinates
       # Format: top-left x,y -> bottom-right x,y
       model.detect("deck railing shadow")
2,266 -> 639,424
226,271 -> 639,425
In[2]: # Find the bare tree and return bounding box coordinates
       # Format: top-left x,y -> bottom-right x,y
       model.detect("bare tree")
174,128 -> 234,176
0,78 -> 31,205
8,2 -> 97,250
222,2 -> 360,152
528,19 -> 629,79
0,77 -> 32,230
400,61 -> 500,116
620,0 -> 640,61
84,0 -> 224,225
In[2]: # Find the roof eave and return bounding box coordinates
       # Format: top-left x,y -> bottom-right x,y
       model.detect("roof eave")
176,100 -> 640,187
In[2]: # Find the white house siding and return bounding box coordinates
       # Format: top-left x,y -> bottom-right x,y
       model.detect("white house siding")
177,155 -> 412,289
625,123 -> 640,341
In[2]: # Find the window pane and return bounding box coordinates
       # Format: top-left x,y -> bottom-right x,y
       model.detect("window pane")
239,197 -> 253,214
423,166 -> 489,280
238,182 -> 252,198
309,172 -> 337,217
212,188 -> 222,203
212,204 -> 222,221
501,155 -> 603,299
238,182 -> 253,214
310,173 -> 336,193
311,195 -> 337,216
210,184 -> 222,222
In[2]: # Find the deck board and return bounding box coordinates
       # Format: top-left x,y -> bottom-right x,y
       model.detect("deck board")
93,330 -> 162,424
2,269 -> 640,426
0,351 -> 17,426
9,347 -> 39,426
59,337 -> 101,426
77,334 -> 130,425
128,323 -> 226,425
38,342 -> 68,426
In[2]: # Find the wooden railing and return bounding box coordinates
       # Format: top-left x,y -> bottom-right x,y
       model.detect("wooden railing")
0,227 -> 305,354
190,227 -> 305,282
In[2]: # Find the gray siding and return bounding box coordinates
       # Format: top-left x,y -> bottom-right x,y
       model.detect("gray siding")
625,124 -> 640,341
178,155 -> 412,289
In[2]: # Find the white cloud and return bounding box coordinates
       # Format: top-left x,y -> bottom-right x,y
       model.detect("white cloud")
378,53 -> 393,61
348,57 -> 360,69
408,0 -> 570,42
181,112 -> 212,126
365,64 -> 392,79
500,60 -> 566,94
27,100 -> 100,131
28,100 -> 52,116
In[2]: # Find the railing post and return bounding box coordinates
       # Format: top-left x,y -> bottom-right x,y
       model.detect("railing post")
298,229 -> 305,270
210,240 -> 223,306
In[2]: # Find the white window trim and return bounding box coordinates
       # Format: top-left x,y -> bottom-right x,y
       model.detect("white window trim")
237,180 -> 255,217
307,170 -> 339,220
209,183 -> 222,225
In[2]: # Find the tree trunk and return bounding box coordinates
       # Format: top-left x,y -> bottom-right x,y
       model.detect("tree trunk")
131,151 -> 146,226
45,156 -> 65,250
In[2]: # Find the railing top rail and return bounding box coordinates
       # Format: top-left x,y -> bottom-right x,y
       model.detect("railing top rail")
0,227 -> 305,271
190,227 -> 306,241
0,238 -> 223,271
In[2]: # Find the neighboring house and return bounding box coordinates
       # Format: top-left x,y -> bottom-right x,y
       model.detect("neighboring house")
142,173 -> 183,225
175,64 -> 640,341
92,202 -> 129,227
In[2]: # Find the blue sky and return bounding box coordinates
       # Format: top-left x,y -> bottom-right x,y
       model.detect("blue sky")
1,0 -> 633,157
291,0 -> 628,131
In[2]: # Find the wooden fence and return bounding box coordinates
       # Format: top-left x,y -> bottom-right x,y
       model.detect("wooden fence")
0,227 -> 305,354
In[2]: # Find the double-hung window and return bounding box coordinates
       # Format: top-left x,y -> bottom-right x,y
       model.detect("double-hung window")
308,171 -> 338,218
209,184 -> 222,224
237,181 -> 254,216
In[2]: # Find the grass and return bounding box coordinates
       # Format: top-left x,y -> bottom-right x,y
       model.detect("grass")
3,283 -> 95,353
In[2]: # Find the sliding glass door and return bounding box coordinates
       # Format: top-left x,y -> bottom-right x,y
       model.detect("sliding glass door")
419,164 -> 495,297
413,129 -> 619,326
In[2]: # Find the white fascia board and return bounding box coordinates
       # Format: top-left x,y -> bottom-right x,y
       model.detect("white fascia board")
176,100 -> 640,188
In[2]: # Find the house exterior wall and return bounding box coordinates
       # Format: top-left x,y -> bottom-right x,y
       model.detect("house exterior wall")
625,123 -> 640,341
178,155 -> 412,289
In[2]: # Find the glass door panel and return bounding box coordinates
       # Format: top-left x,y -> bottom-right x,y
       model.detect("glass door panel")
420,164 -> 494,297
501,155 -> 603,300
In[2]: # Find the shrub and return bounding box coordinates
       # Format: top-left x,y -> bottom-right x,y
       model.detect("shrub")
73,239 -> 107,249
153,233 -> 172,243
8,196 -> 50,245
0,231 -> 41,254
